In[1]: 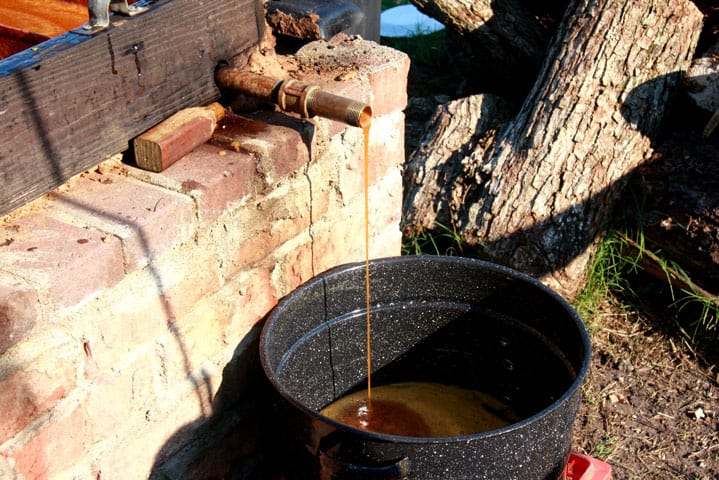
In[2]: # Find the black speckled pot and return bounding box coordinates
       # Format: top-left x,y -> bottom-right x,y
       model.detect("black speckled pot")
260,256 -> 590,480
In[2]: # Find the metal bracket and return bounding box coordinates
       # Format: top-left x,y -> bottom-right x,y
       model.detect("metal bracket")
73,0 -> 150,36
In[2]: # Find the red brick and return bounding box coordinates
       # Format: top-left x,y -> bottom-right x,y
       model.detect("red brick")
312,210 -> 366,274
82,366 -> 152,442
0,273 -> 39,355
231,266 -> 278,329
273,241 -> 317,294
369,169 -> 404,234
295,35 -> 410,117
99,429 -> 164,479
0,212 -> 124,309
306,169 -> 333,221
310,168 -> 403,273
272,199 -> 370,283
99,375 -> 214,478
367,112 -> 405,184
366,53 -> 411,117
51,166 -> 197,273
176,266 -> 277,373
210,111 -> 312,186
0,356 -> 76,444
84,278 -> 172,374
152,245 -> 222,321
228,229 -> 278,274
336,137 -> 367,207
0,37 -> 408,480
172,301 -> 235,373
221,179 -> 320,276
140,143 -> 258,224
333,113 -> 404,201
79,346 -> 221,477
11,405 -> 87,479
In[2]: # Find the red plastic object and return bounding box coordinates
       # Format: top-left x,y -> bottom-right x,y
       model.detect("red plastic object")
276,452 -> 610,480
563,452 -> 612,479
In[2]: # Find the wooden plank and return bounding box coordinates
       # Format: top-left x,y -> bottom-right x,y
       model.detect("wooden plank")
0,0 -> 262,217
0,0 -> 88,38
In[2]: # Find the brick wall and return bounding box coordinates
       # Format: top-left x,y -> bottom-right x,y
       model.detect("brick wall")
0,37 -> 409,479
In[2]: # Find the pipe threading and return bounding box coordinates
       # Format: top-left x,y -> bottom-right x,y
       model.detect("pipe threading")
341,99 -> 372,130
304,89 -> 372,129
214,66 -> 371,128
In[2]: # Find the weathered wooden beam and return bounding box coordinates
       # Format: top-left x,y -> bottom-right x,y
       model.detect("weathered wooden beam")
0,0 -> 262,217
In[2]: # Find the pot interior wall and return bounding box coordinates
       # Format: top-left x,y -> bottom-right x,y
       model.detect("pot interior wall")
276,302 -> 577,422
263,256 -> 589,431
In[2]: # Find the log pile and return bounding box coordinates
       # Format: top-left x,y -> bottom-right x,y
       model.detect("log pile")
402,0 -> 711,299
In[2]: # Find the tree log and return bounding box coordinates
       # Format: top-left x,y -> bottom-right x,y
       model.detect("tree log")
403,0 -> 703,299
628,130 -> 719,294
402,94 -> 512,232
409,0 -> 563,88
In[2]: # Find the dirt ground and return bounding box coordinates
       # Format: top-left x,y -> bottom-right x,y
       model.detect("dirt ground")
570,117 -> 719,480
572,296 -> 718,480
397,3 -> 719,478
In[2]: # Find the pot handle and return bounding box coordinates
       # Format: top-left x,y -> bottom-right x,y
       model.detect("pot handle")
319,449 -> 411,480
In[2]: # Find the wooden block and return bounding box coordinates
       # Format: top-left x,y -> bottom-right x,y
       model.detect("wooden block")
134,102 -> 226,172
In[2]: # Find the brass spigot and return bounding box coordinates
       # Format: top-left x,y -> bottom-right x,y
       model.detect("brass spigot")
214,66 -> 371,129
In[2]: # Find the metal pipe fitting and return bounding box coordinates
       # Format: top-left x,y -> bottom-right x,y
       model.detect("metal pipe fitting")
214,66 -> 371,129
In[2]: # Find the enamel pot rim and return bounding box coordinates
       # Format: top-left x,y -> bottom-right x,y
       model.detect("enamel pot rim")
259,255 -> 592,444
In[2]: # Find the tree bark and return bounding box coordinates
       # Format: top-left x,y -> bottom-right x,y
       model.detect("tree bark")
403,0 -> 703,299
403,94 -> 512,231
410,0 -> 553,86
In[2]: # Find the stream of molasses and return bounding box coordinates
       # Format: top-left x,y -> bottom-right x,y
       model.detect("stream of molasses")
322,121 -> 523,437
362,123 -> 372,408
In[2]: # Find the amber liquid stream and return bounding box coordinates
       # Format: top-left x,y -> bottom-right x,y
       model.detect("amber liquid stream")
362,123 -> 372,407
348,122 -> 522,438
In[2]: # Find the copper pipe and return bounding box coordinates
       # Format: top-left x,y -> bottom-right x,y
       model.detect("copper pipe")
215,66 -> 371,129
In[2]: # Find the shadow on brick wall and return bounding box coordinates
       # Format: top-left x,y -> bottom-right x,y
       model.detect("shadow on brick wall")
148,322 -> 280,480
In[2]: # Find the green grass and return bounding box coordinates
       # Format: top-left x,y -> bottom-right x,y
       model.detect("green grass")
382,30 -> 446,67
573,228 -> 638,325
590,435 -> 617,461
402,222 -> 466,256
380,0 -> 447,68
572,223 -> 718,346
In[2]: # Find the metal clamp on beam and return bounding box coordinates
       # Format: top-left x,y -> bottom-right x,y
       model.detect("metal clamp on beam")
73,0 -> 150,35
